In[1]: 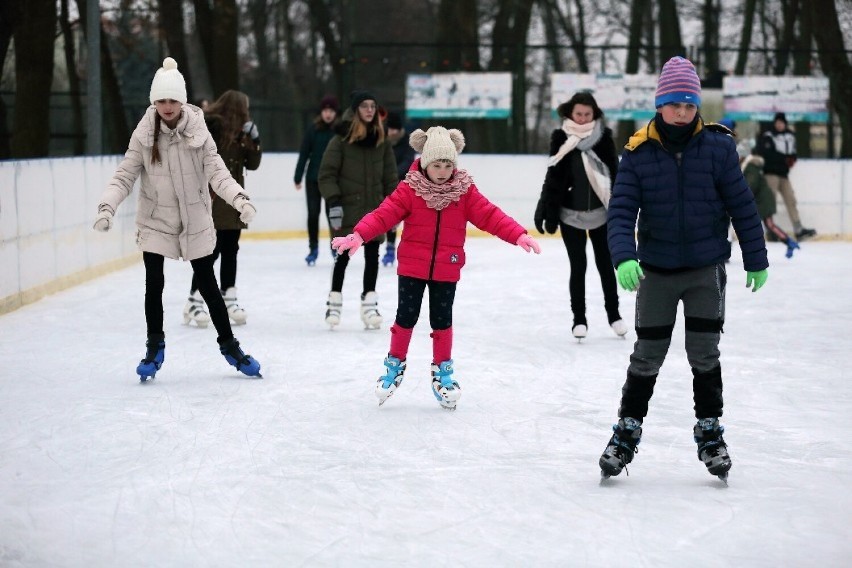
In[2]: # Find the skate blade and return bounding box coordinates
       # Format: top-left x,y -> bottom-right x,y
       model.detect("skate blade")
716,472 -> 729,485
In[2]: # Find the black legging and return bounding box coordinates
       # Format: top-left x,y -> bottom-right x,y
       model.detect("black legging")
190,229 -> 241,293
330,240 -> 380,294
395,275 -> 456,329
306,181 -> 331,250
144,252 -> 233,343
559,222 -> 620,325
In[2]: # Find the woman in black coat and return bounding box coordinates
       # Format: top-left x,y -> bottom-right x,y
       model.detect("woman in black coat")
534,91 -> 625,339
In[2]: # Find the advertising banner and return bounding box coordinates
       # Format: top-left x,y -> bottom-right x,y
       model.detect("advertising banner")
406,73 -> 512,119
551,73 -> 659,120
723,76 -> 829,122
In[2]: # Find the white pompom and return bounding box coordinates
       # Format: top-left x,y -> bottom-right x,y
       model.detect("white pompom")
163,57 -> 178,71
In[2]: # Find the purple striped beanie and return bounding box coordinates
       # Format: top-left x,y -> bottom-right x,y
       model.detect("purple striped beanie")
655,56 -> 702,108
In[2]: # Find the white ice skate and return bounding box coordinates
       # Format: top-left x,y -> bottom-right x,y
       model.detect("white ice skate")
431,360 -> 461,410
376,356 -> 406,405
325,291 -> 343,328
572,324 -> 588,341
222,287 -> 247,325
360,291 -> 383,330
610,319 -> 628,338
183,290 -> 210,328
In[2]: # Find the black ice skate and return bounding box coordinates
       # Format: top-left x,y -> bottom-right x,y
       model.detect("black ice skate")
599,417 -> 642,479
694,417 -> 732,482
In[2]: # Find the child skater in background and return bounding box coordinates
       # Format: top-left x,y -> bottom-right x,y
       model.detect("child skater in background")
601,56 -> 768,481
93,58 -> 262,381
332,126 -> 541,410
738,141 -> 799,258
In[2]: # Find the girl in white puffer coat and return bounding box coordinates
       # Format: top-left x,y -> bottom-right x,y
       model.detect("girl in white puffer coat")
93,57 -> 261,381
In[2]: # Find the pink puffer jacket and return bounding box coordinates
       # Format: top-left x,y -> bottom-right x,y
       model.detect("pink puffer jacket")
354,160 -> 527,282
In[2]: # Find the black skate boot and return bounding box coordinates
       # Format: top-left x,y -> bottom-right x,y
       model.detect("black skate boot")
599,417 -> 642,479
137,333 -> 165,382
694,417 -> 732,482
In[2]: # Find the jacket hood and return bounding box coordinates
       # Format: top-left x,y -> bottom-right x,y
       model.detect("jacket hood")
134,104 -> 207,149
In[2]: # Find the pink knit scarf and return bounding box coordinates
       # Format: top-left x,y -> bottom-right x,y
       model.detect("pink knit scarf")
406,169 -> 472,210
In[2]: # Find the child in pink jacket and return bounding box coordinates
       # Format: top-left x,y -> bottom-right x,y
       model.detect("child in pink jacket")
332,126 -> 540,410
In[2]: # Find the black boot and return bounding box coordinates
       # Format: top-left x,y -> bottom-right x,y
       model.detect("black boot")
600,417 -> 643,478
694,418 -> 732,479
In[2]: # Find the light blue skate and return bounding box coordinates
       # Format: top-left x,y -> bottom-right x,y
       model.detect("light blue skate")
376,356 -> 406,406
431,360 -> 461,410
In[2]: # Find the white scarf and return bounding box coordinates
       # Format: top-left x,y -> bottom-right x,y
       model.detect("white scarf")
547,119 -> 612,209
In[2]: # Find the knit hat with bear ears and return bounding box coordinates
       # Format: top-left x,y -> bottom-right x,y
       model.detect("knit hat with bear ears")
149,57 -> 187,104
409,126 -> 465,168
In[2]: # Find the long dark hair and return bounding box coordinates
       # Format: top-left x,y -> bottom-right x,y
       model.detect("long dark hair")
205,90 -> 251,151
151,113 -> 162,165
557,91 -> 604,121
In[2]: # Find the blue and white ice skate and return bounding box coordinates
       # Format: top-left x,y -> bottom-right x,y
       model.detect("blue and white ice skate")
137,335 -> 165,382
431,360 -> 461,410
376,356 -> 406,405
220,338 -> 262,378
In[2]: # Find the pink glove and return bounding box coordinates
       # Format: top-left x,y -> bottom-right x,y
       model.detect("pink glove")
516,234 -> 541,254
331,232 -> 364,257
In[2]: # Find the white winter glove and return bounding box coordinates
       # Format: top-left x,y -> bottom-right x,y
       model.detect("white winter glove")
93,205 -> 114,232
242,121 -> 260,143
328,205 -> 343,231
233,195 -> 256,224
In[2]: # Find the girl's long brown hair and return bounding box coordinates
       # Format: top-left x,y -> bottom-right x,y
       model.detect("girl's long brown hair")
345,108 -> 385,146
151,113 -> 162,165
205,90 -> 251,150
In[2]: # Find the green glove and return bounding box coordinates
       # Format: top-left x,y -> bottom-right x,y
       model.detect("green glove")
746,269 -> 768,293
617,260 -> 644,292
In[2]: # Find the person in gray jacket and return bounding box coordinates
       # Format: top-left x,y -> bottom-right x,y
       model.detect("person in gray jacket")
93,57 -> 261,381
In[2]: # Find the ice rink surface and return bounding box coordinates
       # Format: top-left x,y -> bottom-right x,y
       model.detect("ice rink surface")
1,237 -> 849,567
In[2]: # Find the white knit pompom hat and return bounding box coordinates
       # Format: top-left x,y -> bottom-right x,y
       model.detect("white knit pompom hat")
409,126 -> 465,168
149,57 -> 187,104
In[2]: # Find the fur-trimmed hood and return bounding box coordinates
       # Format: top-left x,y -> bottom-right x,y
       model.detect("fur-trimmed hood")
133,103 -> 208,149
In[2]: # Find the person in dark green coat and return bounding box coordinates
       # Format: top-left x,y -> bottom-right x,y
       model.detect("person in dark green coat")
738,141 -> 799,258
318,90 -> 398,330
294,95 -> 339,265
183,90 -> 262,328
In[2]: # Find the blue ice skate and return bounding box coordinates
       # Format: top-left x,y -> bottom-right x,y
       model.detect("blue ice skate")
220,337 -> 262,377
784,237 -> 800,259
431,360 -> 461,410
375,355 -> 406,406
382,243 -> 396,267
137,334 -> 165,382
305,246 -> 319,266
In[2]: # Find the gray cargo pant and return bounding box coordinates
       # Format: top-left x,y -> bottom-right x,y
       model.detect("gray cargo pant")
619,263 -> 727,419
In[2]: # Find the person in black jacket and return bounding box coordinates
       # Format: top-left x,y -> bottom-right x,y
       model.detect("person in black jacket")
754,112 -> 816,240
294,95 -> 340,265
534,91 -> 625,339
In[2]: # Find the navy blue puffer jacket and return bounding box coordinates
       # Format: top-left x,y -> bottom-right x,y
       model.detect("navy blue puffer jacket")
607,119 -> 768,272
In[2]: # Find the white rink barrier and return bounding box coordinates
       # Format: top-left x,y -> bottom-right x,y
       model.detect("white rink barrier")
2,153 -> 851,313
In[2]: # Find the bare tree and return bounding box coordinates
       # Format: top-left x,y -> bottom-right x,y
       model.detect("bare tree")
734,0 -> 758,74
0,0 -> 21,158
158,0 -> 194,99
60,0 -> 84,155
807,0 -> 852,157
11,0 -> 55,157
192,0 -> 239,96
658,0 -> 684,65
